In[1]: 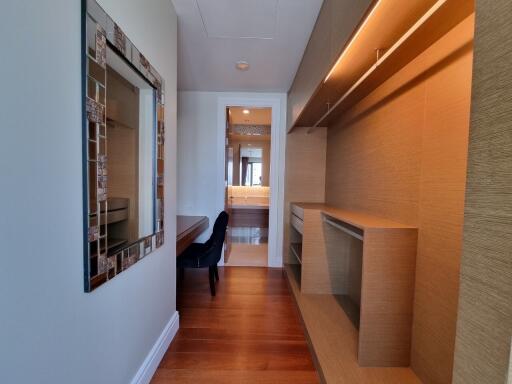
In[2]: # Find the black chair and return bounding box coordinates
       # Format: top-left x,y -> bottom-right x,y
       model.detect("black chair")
177,211 -> 229,296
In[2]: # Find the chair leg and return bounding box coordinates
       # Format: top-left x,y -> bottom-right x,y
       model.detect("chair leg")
214,264 -> 219,282
208,266 -> 216,296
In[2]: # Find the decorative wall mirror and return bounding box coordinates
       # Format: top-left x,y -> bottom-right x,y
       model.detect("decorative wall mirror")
82,0 -> 165,291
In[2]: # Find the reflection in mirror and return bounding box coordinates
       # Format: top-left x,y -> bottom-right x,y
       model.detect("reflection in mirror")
226,107 -> 271,187
84,1 -> 165,291
240,147 -> 263,186
105,46 -> 155,253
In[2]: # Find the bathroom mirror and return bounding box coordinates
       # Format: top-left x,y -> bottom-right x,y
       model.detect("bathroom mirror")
83,0 -> 165,291
226,107 -> 271,187
240,146 -> 264,186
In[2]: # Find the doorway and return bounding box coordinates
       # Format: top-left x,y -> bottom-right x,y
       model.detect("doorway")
224,106 -> 271,267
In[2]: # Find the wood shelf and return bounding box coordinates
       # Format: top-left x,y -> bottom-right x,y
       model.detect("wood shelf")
293,202 -> 415,230
288,0 -> 474,132
284,265 -> 421,383
90,238 -> 128,259
290,202 -> 418,367
107,238 -> 128,253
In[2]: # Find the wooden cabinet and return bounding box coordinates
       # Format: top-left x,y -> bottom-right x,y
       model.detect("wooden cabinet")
287,0 -> 372,130
288,0 -> 474,131
287,203 -> 418,367
284,1 -> 474,382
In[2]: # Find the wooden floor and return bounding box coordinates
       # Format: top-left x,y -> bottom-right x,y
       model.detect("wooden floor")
152,267 -> 320,384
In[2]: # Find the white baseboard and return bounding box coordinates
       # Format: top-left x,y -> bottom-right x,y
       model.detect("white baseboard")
131,311 -> 179,384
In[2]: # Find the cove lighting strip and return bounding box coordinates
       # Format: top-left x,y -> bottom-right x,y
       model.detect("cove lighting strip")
324,0 -> 383,82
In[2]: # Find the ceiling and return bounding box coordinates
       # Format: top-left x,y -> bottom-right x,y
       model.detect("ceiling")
171,0 -> 323,92
229,107 -> 272,125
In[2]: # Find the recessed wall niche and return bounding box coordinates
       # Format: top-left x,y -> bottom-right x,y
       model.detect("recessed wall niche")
82,0 -> 166,292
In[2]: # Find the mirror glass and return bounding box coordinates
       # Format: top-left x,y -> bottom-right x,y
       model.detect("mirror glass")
105,46 -> 155,251
226,107 -> 271,187
84,0 -> 165,291
240,146 -> 263,186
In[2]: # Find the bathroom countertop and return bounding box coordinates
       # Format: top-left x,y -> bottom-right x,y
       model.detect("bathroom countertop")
230,197 -> 269,210
231,203 -> 269,210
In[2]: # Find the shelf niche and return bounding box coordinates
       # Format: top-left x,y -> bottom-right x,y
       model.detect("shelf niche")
289,0 -> 474,132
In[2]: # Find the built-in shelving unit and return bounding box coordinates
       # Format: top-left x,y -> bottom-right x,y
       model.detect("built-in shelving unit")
285,262 -> 421,384
290,242 -> 302,264
288,0 -> 474,132
287,207 -> 304,289
286,203 -> 418,369
284,0 -> 475,382
89,197 -> 129,261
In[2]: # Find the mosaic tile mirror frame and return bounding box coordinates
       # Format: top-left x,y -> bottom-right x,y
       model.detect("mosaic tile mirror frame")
82,0 -> 165,291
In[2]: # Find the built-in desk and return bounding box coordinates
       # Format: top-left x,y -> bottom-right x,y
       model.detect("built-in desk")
288,203 -> 418,369
176,215 -> 209,256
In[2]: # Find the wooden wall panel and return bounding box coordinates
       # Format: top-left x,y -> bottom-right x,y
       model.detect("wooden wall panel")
325,82 -> 424,225
325,16 -> 474,384
359,228 -> 418,367
283,127 -> 327,264
411,24 -> 473,384
453,1 -> 512,383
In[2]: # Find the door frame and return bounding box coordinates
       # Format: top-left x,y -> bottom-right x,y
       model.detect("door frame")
216,95 -> 286,267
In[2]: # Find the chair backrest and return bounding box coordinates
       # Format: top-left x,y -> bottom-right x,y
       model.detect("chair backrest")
204,211 -> 229,264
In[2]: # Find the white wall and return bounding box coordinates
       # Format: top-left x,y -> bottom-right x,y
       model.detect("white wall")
177,91 -> 286,265
0,1 -> 177,383
177,92 -> 220,233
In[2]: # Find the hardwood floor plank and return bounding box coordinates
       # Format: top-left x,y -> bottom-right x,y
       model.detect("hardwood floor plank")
177,292 -> 297,310
152,267 -> 320,383
159,351 -> 316,371
176,327 -> 307,342
168,338 -> 311,355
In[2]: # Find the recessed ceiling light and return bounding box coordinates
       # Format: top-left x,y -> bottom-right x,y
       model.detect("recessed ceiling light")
243,109 -> 250,115
236,61 -> 250,71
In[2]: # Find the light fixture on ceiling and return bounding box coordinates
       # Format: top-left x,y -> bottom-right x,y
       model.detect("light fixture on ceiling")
236,61 -> 250,71
242,109 -> 250,115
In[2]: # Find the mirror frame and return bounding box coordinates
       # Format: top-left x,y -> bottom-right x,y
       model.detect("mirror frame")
82,0 -> 165,292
